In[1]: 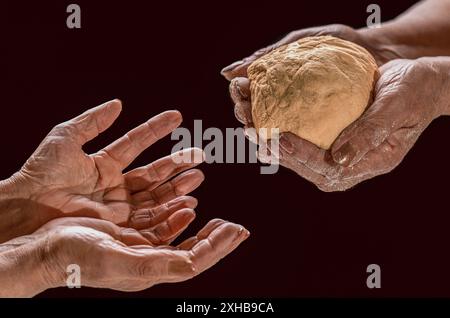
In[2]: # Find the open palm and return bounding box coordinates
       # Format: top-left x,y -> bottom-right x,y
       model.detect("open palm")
4,100 -> 203,242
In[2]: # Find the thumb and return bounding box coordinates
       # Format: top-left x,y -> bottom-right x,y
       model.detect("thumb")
52,99 -> 122,146
220,30 -> 309,81
331,104 -> 394,167
220,24 -> 356,81
220,43 -> 278,81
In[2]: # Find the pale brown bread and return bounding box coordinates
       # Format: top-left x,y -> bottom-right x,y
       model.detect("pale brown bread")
248,35 -> 379,149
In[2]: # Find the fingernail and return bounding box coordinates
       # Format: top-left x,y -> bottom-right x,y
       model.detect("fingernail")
106,99 -> 122,112
279,135 -> 294,154
191,197 -> 198,208
221,60 -> 244,74
190,147 -> 205,163
233,226 -> 249,242
236,83 -> 249,99
110,98 -> 121,104
332,142 -> 355,166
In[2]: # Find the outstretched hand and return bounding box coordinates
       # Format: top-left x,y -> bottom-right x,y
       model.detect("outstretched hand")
0,100 -> 251,296
0,215 -> 249,296
1,100 -> 205,242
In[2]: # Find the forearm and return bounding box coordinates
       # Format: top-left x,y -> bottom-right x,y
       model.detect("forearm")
360,0 -> 450,60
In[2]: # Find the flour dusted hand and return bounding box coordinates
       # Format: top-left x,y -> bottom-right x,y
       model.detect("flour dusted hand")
222,21 -> 450,191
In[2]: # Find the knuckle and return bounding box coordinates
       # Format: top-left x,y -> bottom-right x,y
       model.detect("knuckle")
130,259 -> 154,278
146,207 -> 157,220
326,24 -> 352,35
42,135 -> 66,150
129,209 -> 153,228
146,162 -> 162,182
184,254 -> 199,276
152,226 -> 166,244
49,123 -> 65,135
253,45 -> 274,58
50,122 -> 73,137
210,218 -> 225,224
285,30 -> 302,40
143,121 -> 160,140
361,118 -> 390,144
120,227 -> 140,238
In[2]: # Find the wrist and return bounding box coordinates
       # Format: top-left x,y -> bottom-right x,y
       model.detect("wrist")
357,20 -> 428,64
357,25 -> 409,64
420,56 -> 450,117
359,0 -> 450,63
0,235 -> 57,297
409,56 -> 450,118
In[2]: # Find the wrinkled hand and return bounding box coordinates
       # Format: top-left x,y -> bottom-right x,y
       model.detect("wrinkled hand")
0,100 -> 205,242
0,215 -> 249,296
221,24 -> 402,82
221,24 -> 403,131
226,57 -> 450,191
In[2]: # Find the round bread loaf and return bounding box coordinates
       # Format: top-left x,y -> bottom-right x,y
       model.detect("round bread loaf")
248,35 -> 379,149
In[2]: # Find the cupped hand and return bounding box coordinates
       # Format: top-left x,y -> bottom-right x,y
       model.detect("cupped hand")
221,24 -> 403,128
229,57 -> 450,191
1,100 -> 205,242
0,213 -> 249,296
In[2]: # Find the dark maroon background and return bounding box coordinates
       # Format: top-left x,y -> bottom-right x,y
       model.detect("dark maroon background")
4,0 -> 450,297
